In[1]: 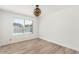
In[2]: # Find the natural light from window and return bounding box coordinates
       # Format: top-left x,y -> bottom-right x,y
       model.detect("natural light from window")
13,17 -> 33,35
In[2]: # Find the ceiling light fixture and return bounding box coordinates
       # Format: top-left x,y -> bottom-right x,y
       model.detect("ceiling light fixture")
34,5 -> 41,17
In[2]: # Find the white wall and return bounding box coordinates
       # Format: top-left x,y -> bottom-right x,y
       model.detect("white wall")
39,6 -> 79,51
0,12 -> 3,41
0,10 -> 38,46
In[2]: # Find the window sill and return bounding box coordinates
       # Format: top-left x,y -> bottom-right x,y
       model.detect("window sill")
13,32 -> 33,36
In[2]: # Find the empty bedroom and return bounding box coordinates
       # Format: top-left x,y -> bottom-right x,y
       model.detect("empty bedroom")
0,5 -> 79,54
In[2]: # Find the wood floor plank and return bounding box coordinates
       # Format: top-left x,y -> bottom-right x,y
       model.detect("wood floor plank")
0,38 -> 78,54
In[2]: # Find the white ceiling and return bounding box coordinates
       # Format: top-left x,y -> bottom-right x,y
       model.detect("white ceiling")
0,5 -> 78,17
0,5 -> 62,17
0,5 -> 34,16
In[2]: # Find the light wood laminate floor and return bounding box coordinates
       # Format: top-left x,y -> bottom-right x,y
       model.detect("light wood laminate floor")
0,38 -> 78,54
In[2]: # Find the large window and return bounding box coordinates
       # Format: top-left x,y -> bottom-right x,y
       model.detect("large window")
13,17 -> 33,35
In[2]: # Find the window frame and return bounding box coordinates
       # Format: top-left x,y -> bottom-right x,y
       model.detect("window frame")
13,17 -> 33,35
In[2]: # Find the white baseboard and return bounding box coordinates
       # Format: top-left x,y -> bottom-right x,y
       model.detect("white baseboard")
39,36 -> 79,51
0,34 -> 38,46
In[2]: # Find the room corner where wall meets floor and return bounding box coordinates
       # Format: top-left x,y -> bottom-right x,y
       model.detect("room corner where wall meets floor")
0,38 -> 79,54
39,37 -> 79,52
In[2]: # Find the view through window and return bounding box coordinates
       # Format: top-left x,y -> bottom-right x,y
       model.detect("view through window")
13,17 -> 33,35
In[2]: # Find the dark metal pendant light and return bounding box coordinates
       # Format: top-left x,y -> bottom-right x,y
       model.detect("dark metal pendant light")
34,5 -> 41,17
